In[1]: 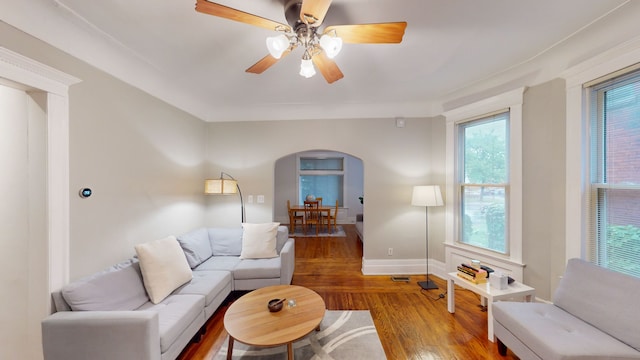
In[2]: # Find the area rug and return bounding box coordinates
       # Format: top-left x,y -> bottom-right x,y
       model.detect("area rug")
213,310 -> 385,359
291,225 -> 346,237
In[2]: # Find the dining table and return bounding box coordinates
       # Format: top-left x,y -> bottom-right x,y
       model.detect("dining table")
288,205 -> 332,234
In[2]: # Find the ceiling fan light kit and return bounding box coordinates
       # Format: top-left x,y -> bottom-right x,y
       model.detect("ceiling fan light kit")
266,34 -> 290,59
195,0 -> 407,83
319,33 -> 342,59
300,58 -> 316,78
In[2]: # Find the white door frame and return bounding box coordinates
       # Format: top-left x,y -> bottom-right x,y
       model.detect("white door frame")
0,47 -> 80,307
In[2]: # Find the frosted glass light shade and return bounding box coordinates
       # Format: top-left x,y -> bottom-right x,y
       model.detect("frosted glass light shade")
266,34 -> 289,59
319,34 -> 342,59
299,59 -> 316,78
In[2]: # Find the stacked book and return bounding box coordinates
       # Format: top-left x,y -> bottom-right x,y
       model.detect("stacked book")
456,263 -> 488,284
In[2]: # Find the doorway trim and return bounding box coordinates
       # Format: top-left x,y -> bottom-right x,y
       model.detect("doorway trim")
1,47 -> 81,309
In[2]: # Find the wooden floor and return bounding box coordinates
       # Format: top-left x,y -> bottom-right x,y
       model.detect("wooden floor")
178,224 -> 520,360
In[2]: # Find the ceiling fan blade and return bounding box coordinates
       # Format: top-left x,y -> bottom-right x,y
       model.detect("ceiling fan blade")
324,22 -> 407,44
300,0 -> 332,26
195,0 -> 291,32
245,50 -> 292,74
312,51 -> 344,84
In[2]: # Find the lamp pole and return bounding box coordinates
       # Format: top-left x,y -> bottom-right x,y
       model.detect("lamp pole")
419,206 -> 438,290
411,185 -> 444,291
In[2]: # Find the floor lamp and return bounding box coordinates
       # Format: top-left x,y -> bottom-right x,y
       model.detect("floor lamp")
205,172 -> 245,223
412,185 -> 444,290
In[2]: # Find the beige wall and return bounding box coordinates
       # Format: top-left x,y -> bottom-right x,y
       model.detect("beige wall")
204,118 -> 445,261
68,68 -> 208,278
522,79 -> 567,300
201,83 -> 569,299
0,21 -> 208,282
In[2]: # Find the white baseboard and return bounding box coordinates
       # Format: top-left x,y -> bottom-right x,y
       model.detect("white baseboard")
361,258 -> 447,280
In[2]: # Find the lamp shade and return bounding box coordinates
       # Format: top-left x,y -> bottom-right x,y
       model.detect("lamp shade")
411,185 -> 443,207
319,34 -> 343,59
299,58 -> 316,78
204,178 -> 237,194
266,34 -> 289,59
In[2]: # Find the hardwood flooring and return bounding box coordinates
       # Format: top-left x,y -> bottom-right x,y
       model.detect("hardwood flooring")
177,224 -> 519,360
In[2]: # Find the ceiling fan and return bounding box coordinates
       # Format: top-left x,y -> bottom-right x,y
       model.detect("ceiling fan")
195,0 -> 407,84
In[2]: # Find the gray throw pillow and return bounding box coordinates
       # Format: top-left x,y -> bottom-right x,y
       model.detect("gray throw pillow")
177,227 -> 213,268
209,227 -> 243,256
61,259 -> 149,311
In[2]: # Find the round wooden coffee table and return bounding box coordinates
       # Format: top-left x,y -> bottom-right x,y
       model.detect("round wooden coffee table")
224,285 -> 325,360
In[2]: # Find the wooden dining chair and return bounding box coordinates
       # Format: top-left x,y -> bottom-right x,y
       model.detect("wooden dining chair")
315,197 -> 324,231
303,200 -> 321,235
287,200 -> 304,234
327,200 -> 339,234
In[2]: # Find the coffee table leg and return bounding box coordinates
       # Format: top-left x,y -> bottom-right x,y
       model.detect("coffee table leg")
226,336 -> 234,360
287,342 -> 294,360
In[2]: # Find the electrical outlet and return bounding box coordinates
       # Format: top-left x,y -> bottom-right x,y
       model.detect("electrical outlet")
257,195 -> 265,203
388,248 -> 393,256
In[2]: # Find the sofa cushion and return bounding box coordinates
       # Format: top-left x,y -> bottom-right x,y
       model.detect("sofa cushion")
209,227 -> 243,256
240,222 -> 279,259
493,302 -> 640,360
194,256 -> 241,272
173,270 -> 232,308
233,257 -> 281,279
177,227 -> 213,268
135,236 -> 193,304
61,259 -> 148,311
137,294 -> 204,353
553,258 -> 640,351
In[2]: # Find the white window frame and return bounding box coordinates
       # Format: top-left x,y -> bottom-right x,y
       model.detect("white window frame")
444,87 -> 524,264
563,37 -> 640,264
457,112 -> 510,253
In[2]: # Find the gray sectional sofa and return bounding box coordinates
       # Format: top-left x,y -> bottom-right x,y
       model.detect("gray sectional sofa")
41,225 -> 294,360
493,258 -> 640,360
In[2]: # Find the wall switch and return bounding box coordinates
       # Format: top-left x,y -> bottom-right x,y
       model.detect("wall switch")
388,248 -> 393,256
257,195 -> 265,204
247,195 -> 254,203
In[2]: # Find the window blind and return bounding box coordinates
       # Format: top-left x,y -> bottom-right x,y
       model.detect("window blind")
588,69 -> 640,278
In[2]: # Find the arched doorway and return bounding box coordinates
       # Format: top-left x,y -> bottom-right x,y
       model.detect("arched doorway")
273,149 -> 363,228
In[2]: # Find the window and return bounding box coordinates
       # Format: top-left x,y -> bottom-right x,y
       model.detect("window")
588,69 -> 640,278
444,87 -> 523,265
458,112 -> 509,253
298,155 -> 344,206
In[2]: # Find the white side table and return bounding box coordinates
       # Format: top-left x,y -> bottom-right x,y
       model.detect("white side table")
447,272 -> 535,342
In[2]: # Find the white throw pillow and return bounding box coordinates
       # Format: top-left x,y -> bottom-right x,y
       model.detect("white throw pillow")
240,223 -> 280,259
135,235 -> 193,304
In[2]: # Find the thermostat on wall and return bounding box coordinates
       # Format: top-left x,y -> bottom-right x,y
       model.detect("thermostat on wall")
79,188 -> 92,198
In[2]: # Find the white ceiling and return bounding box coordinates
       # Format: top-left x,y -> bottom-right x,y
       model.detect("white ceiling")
2,0 -> 639,122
